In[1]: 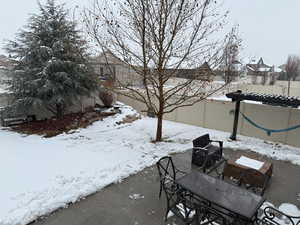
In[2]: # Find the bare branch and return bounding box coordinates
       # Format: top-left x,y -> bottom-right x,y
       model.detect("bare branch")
84,0 -> 232,141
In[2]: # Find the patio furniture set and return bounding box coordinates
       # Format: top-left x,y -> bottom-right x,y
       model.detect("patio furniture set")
156,133 -> 300,225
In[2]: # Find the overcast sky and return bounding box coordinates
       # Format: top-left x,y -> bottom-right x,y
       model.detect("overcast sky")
0,0 -> 299,66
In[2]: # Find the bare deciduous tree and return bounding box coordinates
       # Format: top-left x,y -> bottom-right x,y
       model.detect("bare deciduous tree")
286,55 -> 300,81
286,55 -> 300,96
220,26 -> 243,84
85,0 -> 232,141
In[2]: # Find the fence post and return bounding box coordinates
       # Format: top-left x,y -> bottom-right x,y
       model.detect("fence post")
230,100 -> 241,140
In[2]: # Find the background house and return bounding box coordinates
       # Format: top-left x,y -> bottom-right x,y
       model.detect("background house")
90,52 -> 216,87
214,60 -> 244,83
170,62 -> 215,81
89,52 -> 142,87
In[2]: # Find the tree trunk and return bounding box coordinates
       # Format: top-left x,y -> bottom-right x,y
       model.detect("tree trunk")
156,90 -> 164,142
156,111 -> 163,142
287,78 -> 291,96
156,77 -> 164,142
56,103 -> 64,119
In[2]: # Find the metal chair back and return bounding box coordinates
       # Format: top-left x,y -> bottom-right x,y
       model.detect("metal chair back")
157,156 -> 177,198
192,134 -> 223,171
193,134 -> 210,148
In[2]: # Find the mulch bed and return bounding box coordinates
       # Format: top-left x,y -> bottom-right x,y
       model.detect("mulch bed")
12,108 -> 118,137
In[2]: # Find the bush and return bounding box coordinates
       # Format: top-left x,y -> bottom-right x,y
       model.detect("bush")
99,90 -> 114,107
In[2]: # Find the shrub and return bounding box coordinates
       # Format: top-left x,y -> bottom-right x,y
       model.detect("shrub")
99,90 -> 114,107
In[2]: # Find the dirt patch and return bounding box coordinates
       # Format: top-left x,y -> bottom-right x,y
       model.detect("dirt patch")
12,107 -> 120,137
116,114 -> 141,125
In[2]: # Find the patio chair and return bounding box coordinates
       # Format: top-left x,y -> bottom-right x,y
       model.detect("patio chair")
196,202 -> 252,225
192,134 -> 224,173
196,204 -> 230,225
156,156 -> 197,224
256,205 -> 300,225
156,156 -> 186,199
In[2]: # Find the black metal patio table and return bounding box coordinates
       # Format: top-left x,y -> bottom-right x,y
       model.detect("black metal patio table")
176,171 -> 265,223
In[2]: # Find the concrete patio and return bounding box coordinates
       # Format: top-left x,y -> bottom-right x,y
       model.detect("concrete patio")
32,148 -> 300,225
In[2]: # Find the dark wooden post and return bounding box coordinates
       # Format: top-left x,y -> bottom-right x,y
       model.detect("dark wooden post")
230,100 -> 241,140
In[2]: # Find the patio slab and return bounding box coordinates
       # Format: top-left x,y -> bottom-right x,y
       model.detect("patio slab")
32,148 -> 300,225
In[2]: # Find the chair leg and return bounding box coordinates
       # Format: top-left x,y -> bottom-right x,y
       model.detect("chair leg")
164,205 -> 171,222
165,210 -> 169,222
194,210 -> 201,225
159,183 -> 162,199
164,199 -> 171,221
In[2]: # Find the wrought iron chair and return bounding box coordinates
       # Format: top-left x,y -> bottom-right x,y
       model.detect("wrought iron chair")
192,134 -> 225,174
256,206 -> 300,225
156,156 -> 197,224
156,156 -> 186,199
195,202 -> 252,225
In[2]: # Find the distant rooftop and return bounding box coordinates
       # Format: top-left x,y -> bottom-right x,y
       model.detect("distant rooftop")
246,57 -> 282,74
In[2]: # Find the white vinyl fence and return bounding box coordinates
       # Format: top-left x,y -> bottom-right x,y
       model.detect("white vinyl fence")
118,95 -> 300,148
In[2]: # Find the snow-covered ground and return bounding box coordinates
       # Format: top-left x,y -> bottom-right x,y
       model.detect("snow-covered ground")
1,103 -> 300,225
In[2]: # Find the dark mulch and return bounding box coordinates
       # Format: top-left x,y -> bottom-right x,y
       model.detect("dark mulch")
12,108 -> 118,137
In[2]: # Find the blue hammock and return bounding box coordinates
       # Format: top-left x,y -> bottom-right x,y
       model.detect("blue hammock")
240,112 -> 300,136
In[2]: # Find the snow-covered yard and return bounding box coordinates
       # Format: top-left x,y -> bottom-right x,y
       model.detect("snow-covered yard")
1,103 -> 300,225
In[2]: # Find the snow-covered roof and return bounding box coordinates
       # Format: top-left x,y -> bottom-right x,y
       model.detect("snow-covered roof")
246,65 -> 255,72
274,67 -> 282,73
258,67 -> 271,72
246,57 -> 284,74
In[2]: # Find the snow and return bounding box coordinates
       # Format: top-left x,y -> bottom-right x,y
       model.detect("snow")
129,194 -> 144,200
259,202 -> 300,225
279,203 -> 300,217
0,84 -> 11,94
208,95 -> 231,102
1,103 -> 300,225
235,156 -> 264,170
274,67 -> 282,73
167,203 -> 195,219
258,67 -> 271,72
0,87 -> 8,94
208,95 -> 263,105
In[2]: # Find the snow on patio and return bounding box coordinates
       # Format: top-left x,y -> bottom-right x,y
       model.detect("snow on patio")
1,103 -> 300,225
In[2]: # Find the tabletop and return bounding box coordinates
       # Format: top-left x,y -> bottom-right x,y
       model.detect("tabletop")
176,171 -> 265,220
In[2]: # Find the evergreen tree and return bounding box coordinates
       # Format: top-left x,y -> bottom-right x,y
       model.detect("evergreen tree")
5,0 -> 98,118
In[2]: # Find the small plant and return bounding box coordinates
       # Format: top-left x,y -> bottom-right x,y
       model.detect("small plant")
99,90 -> 114,107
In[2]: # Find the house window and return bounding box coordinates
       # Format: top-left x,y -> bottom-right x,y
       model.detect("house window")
100,67 -> 104,76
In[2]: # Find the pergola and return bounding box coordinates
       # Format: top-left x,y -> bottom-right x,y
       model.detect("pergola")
225,90 -> 300,140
